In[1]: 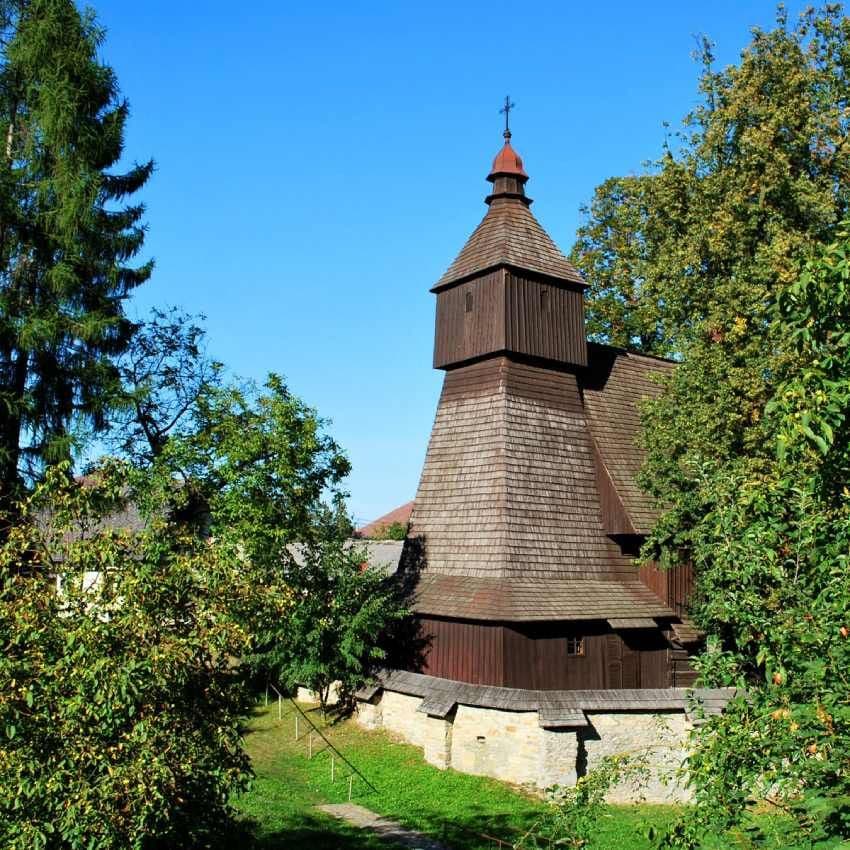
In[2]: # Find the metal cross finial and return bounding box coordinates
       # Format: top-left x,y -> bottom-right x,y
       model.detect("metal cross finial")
500,95 -> 515,139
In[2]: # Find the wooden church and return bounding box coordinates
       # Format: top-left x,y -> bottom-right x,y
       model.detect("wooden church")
354,119 -> 733,798
395,123 -> 700,692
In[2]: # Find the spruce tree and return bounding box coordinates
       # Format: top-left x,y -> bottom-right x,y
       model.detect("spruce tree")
0,0 -> 152,505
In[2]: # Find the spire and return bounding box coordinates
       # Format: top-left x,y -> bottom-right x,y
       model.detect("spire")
487,96 -> 530,205
432,104 -> 583,291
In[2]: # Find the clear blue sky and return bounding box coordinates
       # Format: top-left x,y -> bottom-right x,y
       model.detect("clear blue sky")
93,0 -> 807,526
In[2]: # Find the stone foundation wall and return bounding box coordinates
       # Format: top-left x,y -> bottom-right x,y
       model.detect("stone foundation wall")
451,705 -> 547,786
355,690 -> 693,802
295,682 -> 341,705
379,691 -> 453,769
583,711 -> 691,803
355,697 -> 383,730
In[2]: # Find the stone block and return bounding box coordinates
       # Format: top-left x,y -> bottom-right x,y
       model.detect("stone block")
451,705 -> 544,787
539,728 -> 580,789
356,696 -> 383,730
583,711 -> 692,803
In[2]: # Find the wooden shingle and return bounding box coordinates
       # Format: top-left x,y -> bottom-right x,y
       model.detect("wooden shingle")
432,197 -> 585,291
372,670 -> 735,724
580,344 -> 675,534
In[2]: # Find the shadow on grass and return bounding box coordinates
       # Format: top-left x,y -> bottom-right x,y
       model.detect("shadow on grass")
409,806 -> 540,850
218,811 -> 388,850
224,800 -> 542,850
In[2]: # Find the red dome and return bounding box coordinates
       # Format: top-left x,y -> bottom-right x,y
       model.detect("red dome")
489,140 -> 528,178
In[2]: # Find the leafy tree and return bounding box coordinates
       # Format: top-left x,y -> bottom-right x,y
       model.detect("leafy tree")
0,462 -> 256,850
161,373 -> 352,567
253,507 -> 409,713
516,755 -> 650,850
570,2 -> 850,598
108,308 -> 221,465
572,7 -> 850,548
570,8 -> 850,844
573,6 -> 850,359
0,0 -> 152,504
161,375 -> 410,712
657,226 -> 850,846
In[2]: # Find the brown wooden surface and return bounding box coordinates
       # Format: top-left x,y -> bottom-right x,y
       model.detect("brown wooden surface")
580,344 -> 675,534
439,356 -> 584,411
505,273 -> 587,367
419,617 -> 504,685
410,357 -> 642,584
418,616 -> 671,690
639,562 -> 694,618
433,270 -> 505,369
433,269 -> 587,370
591,439 -> 637,536
670,647 -> 698,687
433,195 -> 585,291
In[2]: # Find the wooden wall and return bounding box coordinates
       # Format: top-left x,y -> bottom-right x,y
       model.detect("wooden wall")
591,440 -> 637,536
418,618 -> 504,685
433,270 -> 505,368
417,616 -> 671,690
504,273 -> 587,367
639,563 -> 694,619
432,270 -> 587,369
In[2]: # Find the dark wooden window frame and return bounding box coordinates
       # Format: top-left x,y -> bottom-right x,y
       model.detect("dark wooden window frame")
566,636 -> 585,657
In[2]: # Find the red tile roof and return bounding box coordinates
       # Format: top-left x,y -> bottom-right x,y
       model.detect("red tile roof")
356,500 -> 414,538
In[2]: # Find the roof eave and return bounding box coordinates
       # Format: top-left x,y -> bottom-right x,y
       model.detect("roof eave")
431,262 -> 589,294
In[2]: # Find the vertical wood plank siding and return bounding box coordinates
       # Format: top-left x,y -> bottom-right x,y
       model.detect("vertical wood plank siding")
419,616 -> 671,690
419,617 -> 503,685
638,563 -> 695,618
505,273 -> 587,367
432,270 -> 587,369
433,270 -> 505,368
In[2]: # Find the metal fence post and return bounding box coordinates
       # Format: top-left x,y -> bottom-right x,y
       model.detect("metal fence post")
348,775 -> 353,801
331,755 -> 335,783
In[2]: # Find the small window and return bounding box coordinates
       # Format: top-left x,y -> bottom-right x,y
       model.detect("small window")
540,287 -> 550,311
465,290 -> 473,313
566,636 -> 585,657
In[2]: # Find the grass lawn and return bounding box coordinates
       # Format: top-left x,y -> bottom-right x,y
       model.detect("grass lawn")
231,700 -> 682,850
231,701 -> 825,850
228,700 -> 824,850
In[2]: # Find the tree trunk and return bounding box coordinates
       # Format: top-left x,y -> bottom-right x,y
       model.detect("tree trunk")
0,346 -> 28,541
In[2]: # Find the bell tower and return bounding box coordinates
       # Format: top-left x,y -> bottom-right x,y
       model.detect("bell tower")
431,127 -> 588,370
408,121 -> 631,584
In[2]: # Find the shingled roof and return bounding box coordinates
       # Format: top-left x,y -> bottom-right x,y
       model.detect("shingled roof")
410,573 -> 674,622
408,356 -> 639,584
359,669 -> 735,726
404,351 -> 682,622
356,501 -> 414,538
581,344 -> 674,534
432,197 -> 585,291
